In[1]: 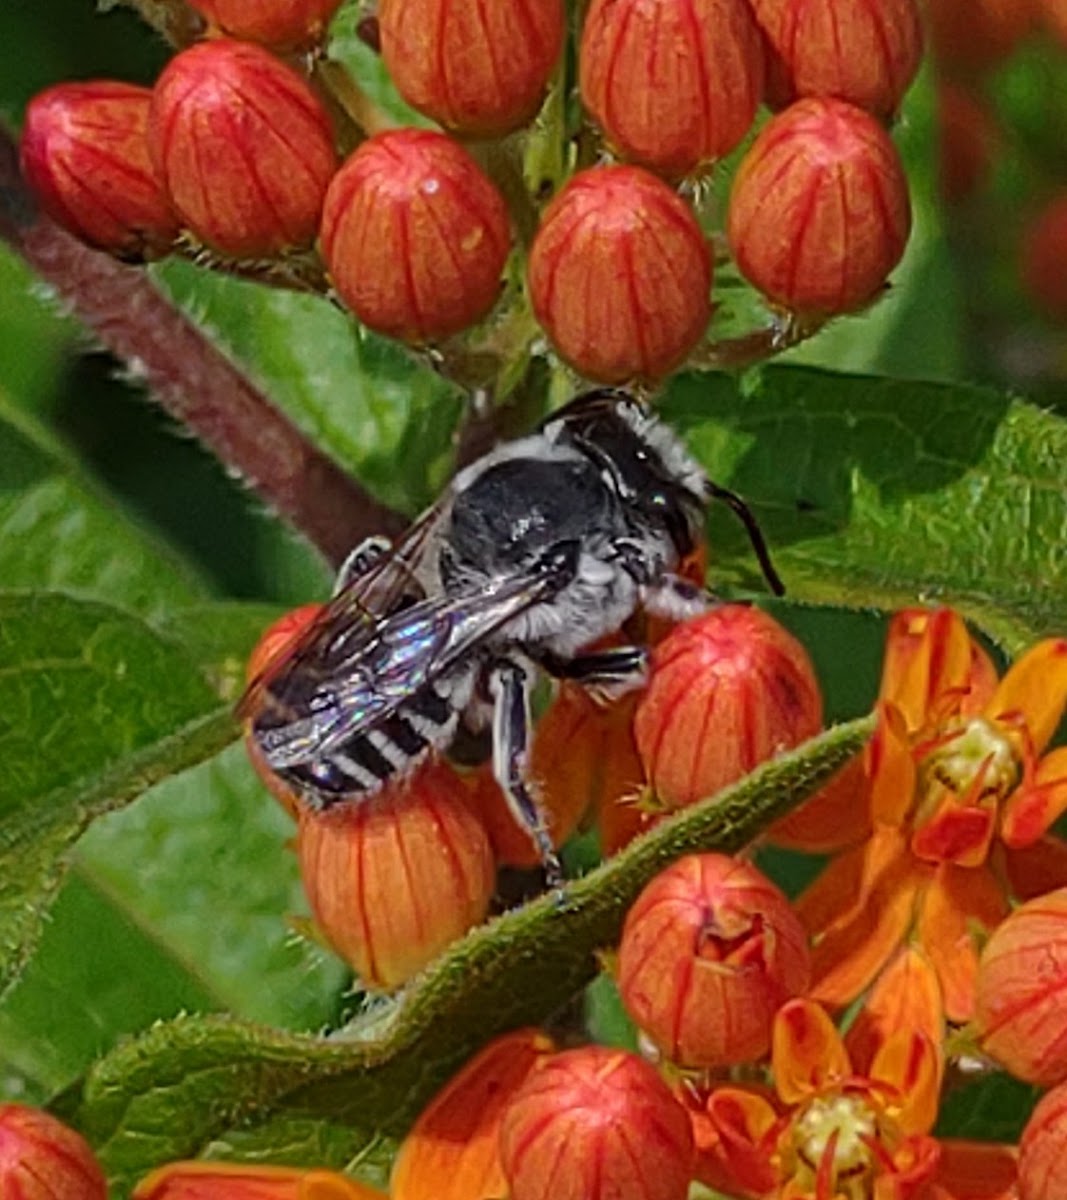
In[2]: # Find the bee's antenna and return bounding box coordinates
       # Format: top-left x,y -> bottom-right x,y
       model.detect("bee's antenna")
706,481 -> 786,597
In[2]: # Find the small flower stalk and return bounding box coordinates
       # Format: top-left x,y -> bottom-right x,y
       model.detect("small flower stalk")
296,759 -> 495,989
149,40 -> 337,258
727,97 -> 912,317
617,853 -> 811,1067
579,0 -> 764,178
320,129 -> 511,343
20,81 -> 178,259
527,165 -> 711,384
379,0 -> 564,137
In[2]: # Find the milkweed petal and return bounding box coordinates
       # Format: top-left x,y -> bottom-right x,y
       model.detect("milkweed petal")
1001,746 -> 1067,849
845,947 -> 944,1077
987,639 -> 1067,755
1003,836 -> 1067,901
880,609 -> 979,730
932,1139 -> 1017,1200
916,863 -> 1007,1024
869,703 -> 917,826
772,998 -> 851,1103
869,1029 -> 941,1135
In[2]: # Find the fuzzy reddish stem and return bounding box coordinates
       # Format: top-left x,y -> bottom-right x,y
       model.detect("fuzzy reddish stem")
0,124 -> 406,566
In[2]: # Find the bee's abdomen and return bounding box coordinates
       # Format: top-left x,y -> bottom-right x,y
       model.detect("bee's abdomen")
280,686 -> 460,808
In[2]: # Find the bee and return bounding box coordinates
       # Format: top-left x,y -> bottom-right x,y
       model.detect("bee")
239,388 -> 783,879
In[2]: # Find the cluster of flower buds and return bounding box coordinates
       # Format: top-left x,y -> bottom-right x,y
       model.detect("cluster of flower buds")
19,0 -> 923,385
242,598 -> 826,993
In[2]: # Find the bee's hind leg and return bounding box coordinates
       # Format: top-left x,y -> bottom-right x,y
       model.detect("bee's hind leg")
487,658 -> 563,890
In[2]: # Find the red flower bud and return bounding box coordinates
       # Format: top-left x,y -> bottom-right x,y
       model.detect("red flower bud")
149,40 -> 337,257
528,166 -> 711,383
579,0 -> 764,177
634,605 -> 822,810
393,1030 -> 556,1200
379,0 -> 564,137
1020,1081 -> 1067,1200
974,886 -> 1067,1085
727,97 -> 911,317
747,0 -> 923,118
499,1046 -> 695,1200
617,853 -> 811,1067
187,0 -> 344,48
320,129 -> 511,343
297,759 -> 495,989
0,1104 -> 106,1200
20,81 -> 177,259
132,1161 -> 384,1199
925,0 -> 1034,76
1021,193 -> 1067,323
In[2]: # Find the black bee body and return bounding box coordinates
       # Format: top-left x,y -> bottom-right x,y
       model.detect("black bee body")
242,389 -> 781,875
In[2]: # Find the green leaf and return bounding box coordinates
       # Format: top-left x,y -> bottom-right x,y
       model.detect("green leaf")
0,744 -> 345,1102
67,716 -> 872,1196
156,601 -> 285,699
0,391 -> 207,618
0,591 -> 238,997
151,261 -> 464,516
662,365 -> 1067,654
935,1070 -> 1039,1143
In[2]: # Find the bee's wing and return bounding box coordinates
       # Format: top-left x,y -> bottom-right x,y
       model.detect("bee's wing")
255,549 -> 576,769
236,502 -> 445,721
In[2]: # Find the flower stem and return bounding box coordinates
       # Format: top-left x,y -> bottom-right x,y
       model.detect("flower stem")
0,124 -> 406,566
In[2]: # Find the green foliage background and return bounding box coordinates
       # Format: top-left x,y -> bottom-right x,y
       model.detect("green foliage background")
1,1 -> 1066,1194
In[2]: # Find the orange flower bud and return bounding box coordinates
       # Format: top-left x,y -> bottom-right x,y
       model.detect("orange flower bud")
20,81 -> 177,259
634,605 -> 822,810
747,0 -> 923,118
617,853 -> 811,1067
149,40 -> 337,258
937,82 -> 999,205
187,0 -> 344,48
727,97 -> 911,317
528,165 -> 711,383
974,886 -> 1067,1085
246,604 -> 325,684
392,1029 -> 556,1200
579,0 -> 763,177
297,759 -> 495,989
132,1160 -> 384,1199
925,0 -> 1034,76
379,0 -> 564,137
320,129 -> 511,343
1019,1080 -> 1067,1200
1021,193 -> 1067,323
0,1104 -> 106,1200
499,1046 -> 695,1200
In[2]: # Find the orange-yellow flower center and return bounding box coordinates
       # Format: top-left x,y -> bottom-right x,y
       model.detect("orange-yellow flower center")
919,716 -> 1020,809
790,1091 -> 880,1197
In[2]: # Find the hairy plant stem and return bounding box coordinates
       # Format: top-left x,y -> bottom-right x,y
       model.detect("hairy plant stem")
0,124 -> 406,566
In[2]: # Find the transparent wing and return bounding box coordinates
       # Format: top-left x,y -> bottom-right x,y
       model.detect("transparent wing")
236,501 -> 445,721
255,553 -> 576,769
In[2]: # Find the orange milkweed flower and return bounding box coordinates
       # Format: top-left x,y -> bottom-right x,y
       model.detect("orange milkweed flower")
691,996 -> 1017,1200
796,608 -> 1067,1023
131,1161 -> 385,1199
